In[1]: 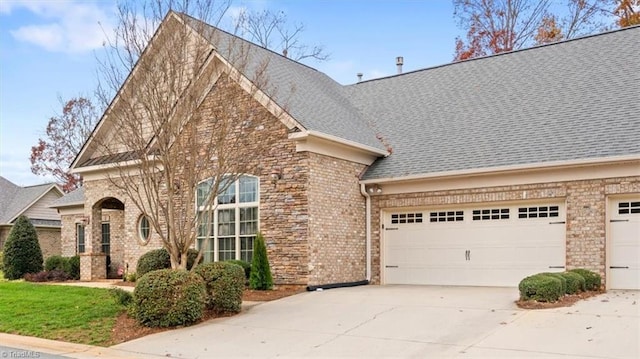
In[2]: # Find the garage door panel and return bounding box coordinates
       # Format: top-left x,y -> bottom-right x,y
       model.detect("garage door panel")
384,203 -> 565,287
609,200 -> 640,290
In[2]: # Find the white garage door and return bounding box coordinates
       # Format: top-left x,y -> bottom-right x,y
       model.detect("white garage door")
609,199 -> 640,290
383,203 -> 566,287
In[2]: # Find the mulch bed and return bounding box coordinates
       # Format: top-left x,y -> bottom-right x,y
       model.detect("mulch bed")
516,290 -> 604,309
107,284 -> 306,346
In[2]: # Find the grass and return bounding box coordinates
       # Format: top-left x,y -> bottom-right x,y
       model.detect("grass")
0,281 -> 126,346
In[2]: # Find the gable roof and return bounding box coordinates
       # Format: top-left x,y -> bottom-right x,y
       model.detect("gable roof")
50,186 -> 85,209
348,26 -> 640,180
180,13 -> 386,153
0,176 -> 63,224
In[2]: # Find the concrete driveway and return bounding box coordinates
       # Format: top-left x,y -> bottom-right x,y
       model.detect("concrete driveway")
113,285 -> 639,358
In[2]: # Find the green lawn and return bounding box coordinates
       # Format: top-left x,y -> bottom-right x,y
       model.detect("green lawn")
0,281 -> 126,346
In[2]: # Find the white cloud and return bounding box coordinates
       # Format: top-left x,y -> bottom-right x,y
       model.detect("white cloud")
4,0 -> 115,54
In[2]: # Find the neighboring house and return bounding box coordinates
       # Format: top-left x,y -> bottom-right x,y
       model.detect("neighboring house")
0,176 -> 63,259
53,12 -> 640,289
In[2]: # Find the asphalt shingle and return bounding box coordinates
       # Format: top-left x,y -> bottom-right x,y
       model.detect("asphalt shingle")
346,26 -> 640,180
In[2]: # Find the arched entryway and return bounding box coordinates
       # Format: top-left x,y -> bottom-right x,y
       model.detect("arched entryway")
80,197 -> 125,280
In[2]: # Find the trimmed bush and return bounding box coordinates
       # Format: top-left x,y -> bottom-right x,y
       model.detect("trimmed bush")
542,272 -> 567,295
560,271 -> 586,294
126,272 -> 137,282
519,273 -> 564,302
3,215 -> 43,280
45,255 -> 70,273
136,249 -> 170,277
133,269 -> 206,327
569,268 -> 601,291
249,233 -> 273,290
225,259 -> 251,280
136,248 -> 203,277
195,262 -> 245,313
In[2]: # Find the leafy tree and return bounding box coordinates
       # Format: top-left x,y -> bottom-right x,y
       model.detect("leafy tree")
453,0 -> 607,61
612,0 -> 640,27
30,97 -> 99,192
2,216 -> 44,280
249,233 -> 273,290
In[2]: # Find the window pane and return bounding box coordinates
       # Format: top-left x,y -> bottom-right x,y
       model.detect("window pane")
76,224 -> 85,253
241,236 -> 255,262
239,176 -> 258,203
197,179 -> 213,207
240,207 -> 258,235
101,223 -> 110,254
218,209 -> 235,236
218,176 -> 236,204
218,237 -> 235,261
197,238 -> 214,263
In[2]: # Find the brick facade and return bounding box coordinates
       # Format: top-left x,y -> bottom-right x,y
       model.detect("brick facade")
0,226 -> 60,260
369,176 -> 640,285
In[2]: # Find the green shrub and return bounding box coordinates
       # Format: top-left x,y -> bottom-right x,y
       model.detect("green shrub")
225,259 -> 251,280
519,273 -> 563,302
560,271 -> 585,294
569,268 -> 601,291
110,288 -> 133,306
3,216 -> 43,280
542,272 -> 567,294
249,233 -> 273,290
133,269 -> 206,327
45,255 -> 70,273
136,248 -> 203,277
68,255 -> 80,280
126,272 -> 137,282
0,252 -> 4,272
195,262 -> 245,313
136,249 -> 170,277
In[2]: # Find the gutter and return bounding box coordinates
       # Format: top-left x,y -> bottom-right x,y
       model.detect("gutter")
360,183 -> 372,282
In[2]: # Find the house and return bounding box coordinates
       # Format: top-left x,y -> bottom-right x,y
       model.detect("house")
0,176 -> 64,258
53,11 -> 640,289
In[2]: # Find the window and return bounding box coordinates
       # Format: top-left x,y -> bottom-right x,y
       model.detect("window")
391,213 -> 423,224
138,215 -> 151,242
518,206 -> 559,219
473,208 -> 509,221
618,202 -> 640,215
101,222 -> 110,254
196,175 -> 259,263
76,223 -> 85,254
430,211 -> 464,222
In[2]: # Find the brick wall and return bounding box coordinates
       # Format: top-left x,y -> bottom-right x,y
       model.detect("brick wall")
369,176 -> 640,285
307,153 -> 367,285
60,214 -> 84,256
35,227 -> 61,259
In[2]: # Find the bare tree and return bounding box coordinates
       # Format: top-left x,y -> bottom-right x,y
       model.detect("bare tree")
235,9 -> 329,62
30,96 -> 99,192
453,0 -> 608,61
90,0 -> 282,269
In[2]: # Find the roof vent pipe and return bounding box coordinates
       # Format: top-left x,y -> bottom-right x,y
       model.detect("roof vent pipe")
357,73 -> 363,82
396,56 -> 404,74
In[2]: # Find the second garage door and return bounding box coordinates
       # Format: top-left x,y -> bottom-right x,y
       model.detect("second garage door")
383,202 -> 566,287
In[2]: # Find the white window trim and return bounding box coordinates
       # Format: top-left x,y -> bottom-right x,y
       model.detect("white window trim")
196,175 -> 260,262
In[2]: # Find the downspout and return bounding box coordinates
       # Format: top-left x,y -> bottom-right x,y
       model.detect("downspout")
360,183 -> 372,282
304,183 -> 372,292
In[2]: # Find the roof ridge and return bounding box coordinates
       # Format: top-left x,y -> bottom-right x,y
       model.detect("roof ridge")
176,11 -> 323,74
349,25 -> 640,86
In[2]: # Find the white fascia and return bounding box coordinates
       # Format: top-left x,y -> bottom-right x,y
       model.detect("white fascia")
290,130 -> 388,165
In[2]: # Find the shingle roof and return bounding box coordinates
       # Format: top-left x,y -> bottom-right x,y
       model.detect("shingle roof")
0,176 -> 62,224
50,187 -> 85,208
180,13 -> 386,152
347,26 -> 640,180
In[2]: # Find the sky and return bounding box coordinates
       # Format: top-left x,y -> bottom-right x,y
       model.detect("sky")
0,0 -> 460,186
